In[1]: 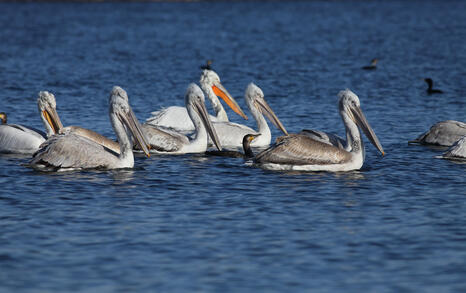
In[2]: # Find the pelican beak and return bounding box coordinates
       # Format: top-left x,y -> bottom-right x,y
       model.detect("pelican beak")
119,108 -> 151,158
194,98 -> 222,151
351,106 -> 385,156
43,106 -> 63,134
212,82 -> 248,120
255,98 -> 288,135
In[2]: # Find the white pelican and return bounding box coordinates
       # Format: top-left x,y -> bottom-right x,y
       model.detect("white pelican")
139,83 -> 222,154
145,69 -> 247,132
0,93 -> 63,154
37,91 -> 121,154
29,86 -> 150,171
440,136 -> 466,161
424,78 -> 443,94
210,82 -> 288,148
409,120 -> 466,146
250,89 -> 385,172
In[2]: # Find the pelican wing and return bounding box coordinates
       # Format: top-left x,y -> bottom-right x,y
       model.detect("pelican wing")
31,133 -> 118,170
145,106 -> 195,131
141,124 -> 188,152
256,134 -> 352,165
211,121 -> 257,147
0,124 -> 45,154
412,120 -> 466,146
299,129 -> 346,149
62,126 -> 120,154
145,106 -> 220,133
442,136 -> 466,160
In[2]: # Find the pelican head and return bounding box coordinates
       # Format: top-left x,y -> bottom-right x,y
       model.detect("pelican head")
338,89 -> 384,155
37,91 -> 64,136
185,83 -> 222,151
200,69 -> 248,120
0,112 -> 6,124
110,86 -> 150,157
370,58 -> 378,66
246,82 -> 288,135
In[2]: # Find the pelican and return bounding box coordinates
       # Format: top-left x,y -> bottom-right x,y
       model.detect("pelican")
440,136 -> 466,161
409,120 -> 466,146
250,89 -> 384,172
145,69 -> 247,132
138,83 -> 222,154
424,78 -> 443,94
210,82 -> 288,148
362,58 -> 378,70
29,86 -> 150,171
0,93 -> 63,154
35,91 -> 121,154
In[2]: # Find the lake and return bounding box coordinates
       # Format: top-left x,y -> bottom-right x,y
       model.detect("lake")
0,1 -> 465,292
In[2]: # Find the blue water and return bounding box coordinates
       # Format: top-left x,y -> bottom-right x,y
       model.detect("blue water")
1,1 -> 465,292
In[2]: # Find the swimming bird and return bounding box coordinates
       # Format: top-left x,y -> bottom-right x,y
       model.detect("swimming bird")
0,93 -> 63,154
205,133 -> 261,158
38,91 -> 121,154
409,120 -> 466,146
139,83 -> 222,154
439,136 -> 466,161
145,68 -> 247,132
210,83 -> 288,148
362,58 -> 378,70
250,89 -> 384,172
200,60 -> 213,70
424,78 -> 443,94
29,86 -> 150,171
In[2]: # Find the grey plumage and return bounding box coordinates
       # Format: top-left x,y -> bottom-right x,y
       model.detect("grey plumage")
410,120 -> 466,146
30,133 -> 119,170
255,134 -> 352,165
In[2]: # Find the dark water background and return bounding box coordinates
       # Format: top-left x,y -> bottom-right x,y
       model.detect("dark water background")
0,1 -> 465,292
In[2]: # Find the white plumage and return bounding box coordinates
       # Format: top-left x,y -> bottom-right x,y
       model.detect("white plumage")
145,69 -> 247,132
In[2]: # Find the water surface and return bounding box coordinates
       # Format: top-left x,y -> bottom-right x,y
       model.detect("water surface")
1,1 -> 465,292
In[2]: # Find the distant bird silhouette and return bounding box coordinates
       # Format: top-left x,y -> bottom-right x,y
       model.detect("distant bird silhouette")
200,60 -> 213,70
424,78 -> 443,94
362,58 -> 378,70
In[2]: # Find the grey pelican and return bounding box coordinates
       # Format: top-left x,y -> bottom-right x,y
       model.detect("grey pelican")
362,58 -> 378,70
250,89 -> 384,172
206,133 -> 261,158
211,83 -> 288,148
145,68 -> 247,132
0,93 -> 63,154
424,78 -> 443,94
440,136 -> 466,161
409,120 -> 466,146
29,86 -> 150,171
139,83 -> 222,154
37,91 -> 121,154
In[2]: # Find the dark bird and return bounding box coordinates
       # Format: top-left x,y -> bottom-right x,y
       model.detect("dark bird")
0,112 -> 7,124
362,58 -> 378,70
205,133 -> 261,158
424,78 -> 443,94
200,60 -> 213,70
